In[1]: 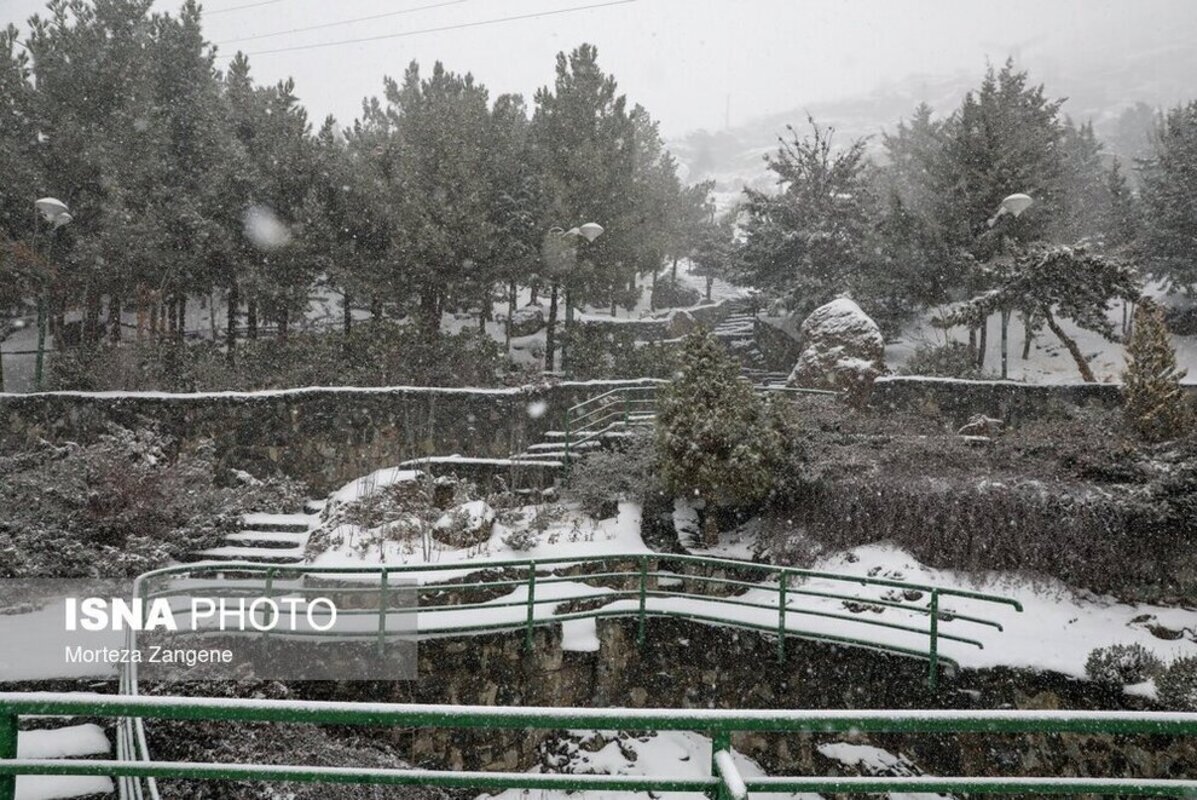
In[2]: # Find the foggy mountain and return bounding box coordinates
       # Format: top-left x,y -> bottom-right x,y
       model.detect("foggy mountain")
672,36 -> 1197,200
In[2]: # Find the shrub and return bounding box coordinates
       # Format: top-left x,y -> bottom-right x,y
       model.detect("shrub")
657,330 -> 799,543
1157,656 -> 1197,710
0,425 -> 303,578
651,278 -> 702,309
49,322 -> 514,391
565,430 -> 658,518
1084,643 -> 1164,686
900,341 -> 988,379
1123,299 -> 1194,442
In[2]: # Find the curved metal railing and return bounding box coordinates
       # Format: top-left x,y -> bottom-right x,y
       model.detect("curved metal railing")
107,551 -> 1022,800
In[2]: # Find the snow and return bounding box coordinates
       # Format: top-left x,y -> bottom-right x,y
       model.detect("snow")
15,775 -> 114,800
327,467 -> 423,505
888,281 -> 1197,384
561,618 -> 601,652
17,725 -> 110,759
485,730 -> 817,800
14,725 -> 113,800
305,500 -> 648,581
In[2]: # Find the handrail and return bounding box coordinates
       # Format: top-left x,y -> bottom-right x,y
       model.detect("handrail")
3,693 -> 1197,799
109,551 -> 1020,800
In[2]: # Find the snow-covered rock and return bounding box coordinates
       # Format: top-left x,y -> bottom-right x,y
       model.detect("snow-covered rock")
433,499 -> 496,547
789,297 -> 886,396
666,308 -> 700,338
509,305 -> 546,337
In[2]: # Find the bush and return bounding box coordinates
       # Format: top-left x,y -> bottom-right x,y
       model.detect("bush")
565,430 -> 658,518
1158,656 -> 1197,710
900,342 -> 988,379
657,330 -> 801,543
0,425 -> 304,577
1123,300 -> 1194,442
49,322 -> 515,391
651,278 -> 702,309
1084,643 -> 1164,686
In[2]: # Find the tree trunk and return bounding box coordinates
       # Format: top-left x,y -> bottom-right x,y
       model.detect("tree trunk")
544,281 -> 559,372
149,303 -> 159,338
226,282 -> 239,365
1044,310 -> 1095,382
343,292 -> 352,334
530,281 -> 539,305
176,296 -> 186,341
505,281 -> 516,349
1000,309 -> 1010,380
208,290 -> 217,342
976,317 -> 988,369
247,298 -> 258,340
278,307 -> 289,341
701,505 -> 719,547
1022,315 -> 1033,360
109,295 -> 121,343
705,276 -> 714,303
671,255 -> 678,282
650,268 -> 658,311
167,296 -> 177,337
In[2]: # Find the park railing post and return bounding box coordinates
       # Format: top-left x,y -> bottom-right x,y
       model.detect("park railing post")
525,564 -> 536,653
0,708 -> 15,800
928,589 -> 940,691
378,568 -> 389,658
710,730 -> 731,800
637,556 -> 648,648
777,570 -> 787,663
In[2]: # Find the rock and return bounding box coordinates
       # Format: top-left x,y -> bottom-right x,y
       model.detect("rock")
958,414 -> 1005,437
788,297 -> 886,404
665,309 -> 700,338
509,305 -> 546,337
433,499 -> 496,547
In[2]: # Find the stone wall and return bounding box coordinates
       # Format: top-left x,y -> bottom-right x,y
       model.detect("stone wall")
870,375 -> 1128,425
0,379 -> 660,493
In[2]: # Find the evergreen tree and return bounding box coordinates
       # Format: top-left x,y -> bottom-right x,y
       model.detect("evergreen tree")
1139,101 -> 1197,294
739,118 -> 877,319
937,244 -> 1140,382
656,330 -> 784,544
690,211 -> 736,303
1122,299 -> 1193,442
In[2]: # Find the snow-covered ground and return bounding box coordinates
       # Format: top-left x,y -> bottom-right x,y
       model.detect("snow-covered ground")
887,284 -> 1197,384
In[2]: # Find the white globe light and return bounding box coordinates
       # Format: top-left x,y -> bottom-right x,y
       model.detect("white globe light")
34,197 -> 70,223
1000,193 -> 1034,218
577,222 -> 604,242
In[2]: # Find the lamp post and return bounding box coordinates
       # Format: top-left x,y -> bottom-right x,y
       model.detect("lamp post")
989,193 -> 1033,380
545,222 -> 603,376
32,197 -> 72,391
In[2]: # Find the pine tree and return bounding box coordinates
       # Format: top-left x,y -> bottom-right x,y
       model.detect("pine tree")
739,117 -> 876,319
937,244 -> 1141,382
656,330 -> 784,544
1139,101 -> 1197,293
1122,300 -> 1193,442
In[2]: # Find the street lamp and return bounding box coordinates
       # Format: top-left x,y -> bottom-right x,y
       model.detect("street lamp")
989,193 -> 1033,379
33,197 -> 72,390
552,222 -> 604,376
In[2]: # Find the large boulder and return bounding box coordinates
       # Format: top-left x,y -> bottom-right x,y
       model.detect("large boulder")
665,309 -> 700,338
509,305 -> 546,337
788,298 -> 886,402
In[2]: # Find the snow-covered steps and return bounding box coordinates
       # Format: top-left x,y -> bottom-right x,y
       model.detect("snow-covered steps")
302,498 -> 326,515
240,512 -> 311,534
223,530 -> 309,548
187,544 -> 306,564
16,723 -> 113,799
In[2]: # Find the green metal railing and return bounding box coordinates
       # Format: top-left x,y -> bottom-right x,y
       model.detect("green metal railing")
562,384 -> 661,468
66,551 -> 1023,800
3,692 -> 1197,799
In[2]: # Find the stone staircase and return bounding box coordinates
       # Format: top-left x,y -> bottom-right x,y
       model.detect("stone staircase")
14,722 -> 113,799
187,509 -> 317,565
712,302 -> 767,369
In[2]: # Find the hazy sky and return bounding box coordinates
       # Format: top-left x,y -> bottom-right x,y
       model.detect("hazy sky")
5,0 -> 1195,136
